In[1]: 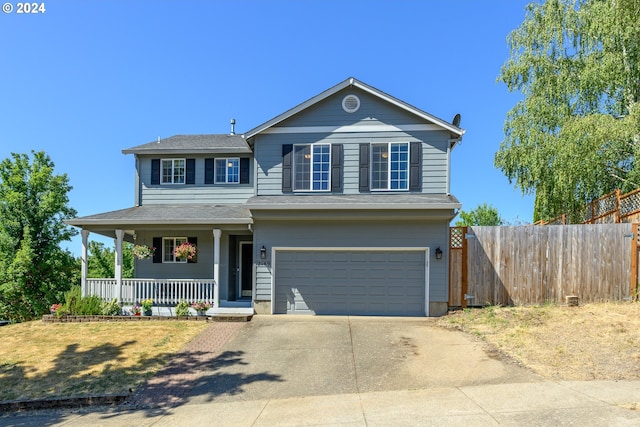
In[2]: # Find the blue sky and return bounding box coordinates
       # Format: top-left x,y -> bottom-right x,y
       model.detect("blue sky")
1,0 -> 534,254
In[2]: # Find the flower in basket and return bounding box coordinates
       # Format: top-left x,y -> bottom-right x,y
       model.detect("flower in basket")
141,298 -> 153,311
50,303 -> 62,314
191,301 -> 212,313
131,304 -> 141,315
133,244 -> 155,260
174,242 -> 197,260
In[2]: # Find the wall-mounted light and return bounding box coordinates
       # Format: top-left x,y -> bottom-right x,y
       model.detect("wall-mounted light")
381,152 -> 389,159
260,245 -> 267,261
435,247 -> 443,260
304,153 -> 312,159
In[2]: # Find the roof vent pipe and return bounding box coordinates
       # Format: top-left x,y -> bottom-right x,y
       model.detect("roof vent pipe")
230,118 -> 236,135
157,136 -> 160,144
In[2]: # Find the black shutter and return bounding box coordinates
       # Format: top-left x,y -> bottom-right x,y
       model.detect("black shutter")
240,158 -> 250,184
187,237 -> 198,263
409,141 -> 422,191
282,144 -> 293,193
204,158 -> 214,184
359,143 -> 370,192
331,144 -> 342,192
186,158 -> 196,184
151,159 -> 160,185
152,237 -> 162,263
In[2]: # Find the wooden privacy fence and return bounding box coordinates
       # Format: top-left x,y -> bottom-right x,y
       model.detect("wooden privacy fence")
449,223 -> 639,307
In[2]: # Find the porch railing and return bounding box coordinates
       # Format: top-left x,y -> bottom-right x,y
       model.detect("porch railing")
85,278 -> 216,306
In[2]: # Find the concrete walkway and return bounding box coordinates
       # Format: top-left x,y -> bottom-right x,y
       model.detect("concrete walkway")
3,317 -> 640,426
6,380 -> 640,426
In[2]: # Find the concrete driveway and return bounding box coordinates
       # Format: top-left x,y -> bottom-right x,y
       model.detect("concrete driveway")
183,315 -> 538,405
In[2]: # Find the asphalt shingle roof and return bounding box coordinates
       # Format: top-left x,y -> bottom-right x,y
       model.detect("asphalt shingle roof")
122,134 -> 252,155
66,205 -> 252,226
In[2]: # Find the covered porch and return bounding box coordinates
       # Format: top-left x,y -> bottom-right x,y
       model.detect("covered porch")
66,205 -> 255,316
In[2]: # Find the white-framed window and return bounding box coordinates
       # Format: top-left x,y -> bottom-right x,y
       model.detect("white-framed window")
371,142 -> 409,190
293,143 -> 331,191
163,237 -> 188,263
215,158 -> 240,184
161,159 -> 185,184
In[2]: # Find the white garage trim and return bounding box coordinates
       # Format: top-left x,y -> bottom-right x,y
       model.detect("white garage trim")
271,247 -> 430,316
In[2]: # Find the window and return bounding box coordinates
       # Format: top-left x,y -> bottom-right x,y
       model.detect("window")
215,158 -> 240,183
371,143 -> 409,190
161,159 -> 185,184
163,237 -> 187,263
293,144 -> 330,191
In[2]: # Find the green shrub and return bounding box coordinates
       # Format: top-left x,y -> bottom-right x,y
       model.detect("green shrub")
60,286 -> 104,316
175,300 -> 190,317
76,295 -> 103,315
101,298 -> 121,316
63,286 -> 82,315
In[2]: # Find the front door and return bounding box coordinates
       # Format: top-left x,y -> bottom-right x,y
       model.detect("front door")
239,242 -> 253,298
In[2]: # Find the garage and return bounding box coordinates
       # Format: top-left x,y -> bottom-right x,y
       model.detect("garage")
273,249 -> 428,316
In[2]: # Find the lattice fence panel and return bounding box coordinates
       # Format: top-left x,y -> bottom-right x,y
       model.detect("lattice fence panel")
450,227 -> 464,249
621,190 -> 640,217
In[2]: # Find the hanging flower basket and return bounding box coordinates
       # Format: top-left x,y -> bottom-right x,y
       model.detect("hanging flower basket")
174,242 -> 198,261
133,244 -> 155,260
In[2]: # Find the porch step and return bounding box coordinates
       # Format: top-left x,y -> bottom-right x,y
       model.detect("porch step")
212,314 -> 253,322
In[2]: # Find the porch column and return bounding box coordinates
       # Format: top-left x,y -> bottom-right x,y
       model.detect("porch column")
81,229 -> 90,297
115,229 -> 124,303
213,228 -> 221,308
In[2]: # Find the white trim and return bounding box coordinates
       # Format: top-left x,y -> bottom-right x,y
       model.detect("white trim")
214,157 -> 240,184
261,124 -> 442,134
248,202 -> 461,210
213,229 -> 221,309
342,94 -> 360,113
270,247 -> 430,316
370,142 -> 409,191
244,77 -> 465,139
162,237 -> 188,263
161,158 -> 186,185
292,143 -> 332,192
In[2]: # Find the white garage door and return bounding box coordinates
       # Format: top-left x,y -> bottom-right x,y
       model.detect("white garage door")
273,249 -> 427,316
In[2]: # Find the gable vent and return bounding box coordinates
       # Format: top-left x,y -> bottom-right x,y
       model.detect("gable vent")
342,94 -> 360,113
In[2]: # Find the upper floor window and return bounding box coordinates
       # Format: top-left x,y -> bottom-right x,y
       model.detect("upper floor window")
371,143 -> 409,190
294,144 -> 331,191
161,159 -> 185,184
215,158 -> 240,184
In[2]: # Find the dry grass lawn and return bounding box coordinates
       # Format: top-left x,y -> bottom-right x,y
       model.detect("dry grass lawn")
0,321 -> 209,402
438,302 -> 640,381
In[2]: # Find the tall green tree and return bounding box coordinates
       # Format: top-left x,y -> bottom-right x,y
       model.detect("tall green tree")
495,0 -> 640,222
0,151 -> 79,321
87,241 -> 134,279
455,203 -> 504,226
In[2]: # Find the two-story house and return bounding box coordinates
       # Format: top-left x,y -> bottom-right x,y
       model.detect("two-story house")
67,77 -> 464,317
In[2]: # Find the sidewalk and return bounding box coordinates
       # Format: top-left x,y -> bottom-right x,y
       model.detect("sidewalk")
6,380 -> 640,426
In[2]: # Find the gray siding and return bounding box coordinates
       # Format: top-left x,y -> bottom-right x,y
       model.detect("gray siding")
252,219 -> 449,303
255,131 -> 449,195
134,230 -> 219,280
253,86 -> 450,196
281,87 -> 428,127
137,155 -> 255,205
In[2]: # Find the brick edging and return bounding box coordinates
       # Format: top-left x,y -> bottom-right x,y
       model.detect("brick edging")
42,315 -> 211,323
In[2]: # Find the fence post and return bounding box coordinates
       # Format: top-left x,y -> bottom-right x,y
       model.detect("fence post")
461,226 -> 468,308
632,224 -> 639,300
